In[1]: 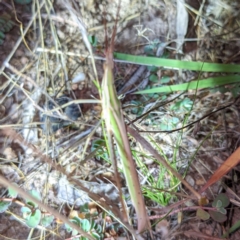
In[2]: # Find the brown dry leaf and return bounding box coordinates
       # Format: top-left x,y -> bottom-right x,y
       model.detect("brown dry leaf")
69,210 -> 80,219
155,219 -> 169,238
88,202 -> 98,215
3,147 -> 17,160
199,147 -> 240,194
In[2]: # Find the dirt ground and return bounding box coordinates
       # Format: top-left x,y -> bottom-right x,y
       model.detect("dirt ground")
1,0 -> 240,239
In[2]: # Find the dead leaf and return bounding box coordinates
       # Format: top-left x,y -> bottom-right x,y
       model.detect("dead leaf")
155,219 -> 169,237
199,147 -> 240,194
3,147 -> 17,160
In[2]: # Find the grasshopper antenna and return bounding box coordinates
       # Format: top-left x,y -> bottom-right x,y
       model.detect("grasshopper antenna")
104,0 -> 122,69
110,0 -> 121,52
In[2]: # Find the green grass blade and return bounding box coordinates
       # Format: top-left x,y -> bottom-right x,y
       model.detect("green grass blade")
114,52 -> 240,73
222,220 -> 240,238
135,75 -> 240,94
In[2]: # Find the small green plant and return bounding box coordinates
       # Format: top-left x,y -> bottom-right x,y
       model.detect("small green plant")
20,190 -> 42,228
41,215 -> 55,227
0,186 -> 104,238
170,98 -> 193,113
88,35 -> 98,47
2,187 -> 55,228
65,216 -> 103,240
144,39 -> 160,56
91,138 -> 110,162
64,202 -> 104,239
197,193 -> 230,223
159,115 -> 180,131
0,185 -> 18,213
158,98 -> 193,131
133,148 -> 179,206
144,39 -> 169,57
0,201 -> 12,213
0,187 -> 49,228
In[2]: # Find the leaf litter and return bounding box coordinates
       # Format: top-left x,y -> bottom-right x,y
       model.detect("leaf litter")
0,0 -> 240,239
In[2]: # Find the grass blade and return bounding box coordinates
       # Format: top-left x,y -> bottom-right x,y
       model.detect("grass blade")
136,75 -> 240,94
114,52 -> 240,73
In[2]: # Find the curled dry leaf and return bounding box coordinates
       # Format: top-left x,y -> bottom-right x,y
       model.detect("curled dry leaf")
3,147 -> 17,160
199,146 -> 240,194
155,219 -> 169,238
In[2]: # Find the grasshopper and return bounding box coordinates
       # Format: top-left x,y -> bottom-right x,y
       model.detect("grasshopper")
101,0 -> 151,234
62,0 -> 151,235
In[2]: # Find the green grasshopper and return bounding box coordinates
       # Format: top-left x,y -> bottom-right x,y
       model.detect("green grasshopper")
101,0 -> 151,234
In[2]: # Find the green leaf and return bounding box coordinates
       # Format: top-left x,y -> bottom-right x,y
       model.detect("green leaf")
72,216 -> 82,225
160,123 -> 172,131
130,100 -> 143,115
88,35 -> 98,47
137,75 -> 240,94
65,223 -> 73,233
71,229 -> 79,238
71,236 -> 79,240
26,190 -> 41,208
93,223 -> 102,233
0,201 -> 11,213
222,219 -> 240,238
140,85 -> 161,98
160,116 -> 179,130
212,193 -> 229,208
27,202 -> 36,208
91,232 -> 101,240
81,219 -> 91,232
171,117 -> 180,124
26,209 -> 41,228
215,200 -> 222,208
80,237 -> 88,240
218,207 -> 227,215
181,98 -> 193,110
21,206 -> 32,220
80,203 -> 89,213
144,45 -> 155,56
209,210 -> 227,223
8,185 -> 18,198
91,138 -> 109,161
149,74 -> 159,82
114,52 -> 240,73
90,219 -> 96,230
21,206 -> 32,214
170,98 -> 193,112
161,76 -> 170,84
137,76 -> 240,94
196,208 -> 210,221
41,215 -> 54,227
91,139 -> 105,151
147,65 -> 158,73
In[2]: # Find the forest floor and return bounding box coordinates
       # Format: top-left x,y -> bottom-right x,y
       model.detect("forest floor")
1,0 -> 240,239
